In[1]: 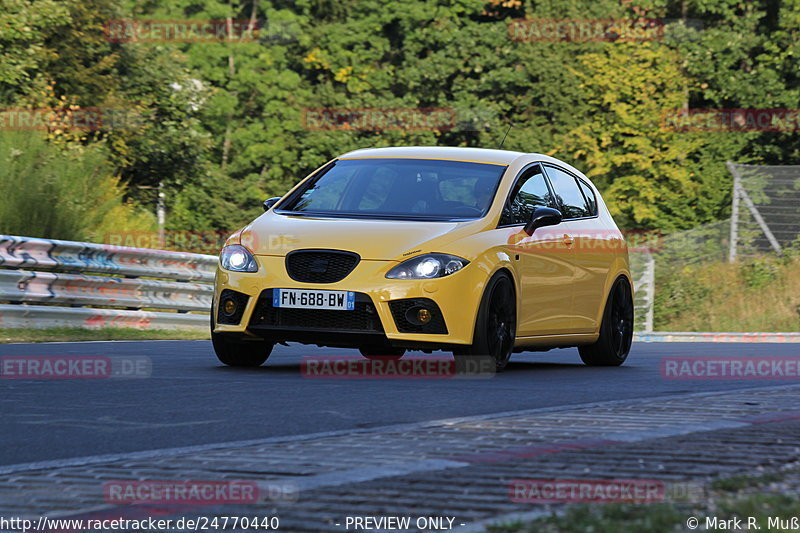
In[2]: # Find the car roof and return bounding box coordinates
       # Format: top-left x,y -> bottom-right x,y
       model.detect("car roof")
338,146 -> 594,187
340,146 -> 524,166
338,147 -> 585,178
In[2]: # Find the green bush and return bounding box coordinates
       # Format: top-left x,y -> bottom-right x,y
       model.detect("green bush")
740,257 -> 779,289
653,265 -> 713,327
0,131 -> 155,241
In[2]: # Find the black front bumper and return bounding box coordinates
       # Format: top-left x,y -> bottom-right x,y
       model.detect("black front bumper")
245,290 -> 388,347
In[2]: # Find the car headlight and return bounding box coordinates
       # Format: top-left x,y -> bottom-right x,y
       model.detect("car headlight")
219,244 -> 259,272
386,253 -> 469,279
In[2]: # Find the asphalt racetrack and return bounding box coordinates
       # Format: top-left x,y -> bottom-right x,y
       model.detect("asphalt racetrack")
0,340 -> 794,466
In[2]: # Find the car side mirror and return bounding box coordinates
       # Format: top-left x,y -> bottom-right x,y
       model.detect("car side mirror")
524,206 -> 562,236
263,197 -> 281,211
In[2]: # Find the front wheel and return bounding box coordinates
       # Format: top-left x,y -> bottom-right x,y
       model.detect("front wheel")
454,272 -> 516,372
578,277 -> 633,366
211,307 -> 273,367
212,333 -> 273,367
359,347 -> 405,361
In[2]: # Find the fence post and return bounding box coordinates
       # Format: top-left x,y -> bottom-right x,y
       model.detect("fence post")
157,180 -> 166,244
643,253 -> 655,333
726,160 -> 739,263
726,160 -> 784,258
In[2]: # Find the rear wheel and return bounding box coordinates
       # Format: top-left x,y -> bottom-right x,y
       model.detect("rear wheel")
455,272 -> 516,372
359,347 -> 405,361
211,306 -> 273,367
578,277 -> 633,366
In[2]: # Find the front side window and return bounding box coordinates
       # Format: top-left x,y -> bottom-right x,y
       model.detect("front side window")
280,158 -> 507,221
500,164 -> 554,226
544,165 -> 592,219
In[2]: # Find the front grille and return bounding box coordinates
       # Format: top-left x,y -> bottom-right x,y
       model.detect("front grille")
249,291 -> 383,332
216,289 -> 249,325
389,298 -> 448,334
285,250 -> 360,284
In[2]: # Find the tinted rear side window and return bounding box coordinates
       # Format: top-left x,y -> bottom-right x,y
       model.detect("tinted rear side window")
544,165 -> 592,219
577,179 -> 598,216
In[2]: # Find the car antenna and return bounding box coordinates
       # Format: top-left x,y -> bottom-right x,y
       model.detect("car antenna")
498,123 -> 512,150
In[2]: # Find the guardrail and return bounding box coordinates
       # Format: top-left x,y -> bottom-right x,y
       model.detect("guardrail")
0,235 -> 216,330
634,332 -> 800,343
1,234 -> 795,341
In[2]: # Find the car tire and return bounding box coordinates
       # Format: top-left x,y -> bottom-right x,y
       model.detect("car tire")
359,347 -> 405,361
211,305 -> 273,367
578,276 -> 634,367
454,271 -> 516,372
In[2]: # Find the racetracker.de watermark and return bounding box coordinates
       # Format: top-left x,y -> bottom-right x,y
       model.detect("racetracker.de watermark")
0,356 -> 151,379
508,18 -> 666,42
506,228 -> 663,254
509,478 -> 705,503
0,108 -> 144,132
661,357 -> 800,380
105,481 -> 253,504
104,19 -> 260,43
103,230 -> 230,254
301,356 -> 496,379
102,230 -> 296,255
301,107 -> 497,132
103,480 -> 298,504
661,109 -> 800,132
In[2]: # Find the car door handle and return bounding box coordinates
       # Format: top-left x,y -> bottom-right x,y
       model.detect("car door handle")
562,234 -> 574,246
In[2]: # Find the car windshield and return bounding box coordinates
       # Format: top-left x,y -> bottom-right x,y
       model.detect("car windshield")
279,158 -> 507,220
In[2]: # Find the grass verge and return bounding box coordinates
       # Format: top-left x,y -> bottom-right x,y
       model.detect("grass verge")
654,254 -> 800,331
0,327 -> 208,343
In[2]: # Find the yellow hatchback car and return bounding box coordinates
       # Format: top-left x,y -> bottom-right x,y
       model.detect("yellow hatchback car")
212,147 -> 633,371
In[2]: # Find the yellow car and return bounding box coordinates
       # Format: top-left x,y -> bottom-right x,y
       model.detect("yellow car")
212,146 -> 633,370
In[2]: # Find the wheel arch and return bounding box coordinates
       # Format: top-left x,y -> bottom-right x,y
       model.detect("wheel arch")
594,269 -> 634,336
458,256 -> 517,346
487,265 -> 517,316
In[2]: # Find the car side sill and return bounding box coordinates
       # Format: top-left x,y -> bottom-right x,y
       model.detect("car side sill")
514,332 -> 599,348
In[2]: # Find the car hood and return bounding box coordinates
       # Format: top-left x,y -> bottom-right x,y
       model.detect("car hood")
239,212 -> 483,261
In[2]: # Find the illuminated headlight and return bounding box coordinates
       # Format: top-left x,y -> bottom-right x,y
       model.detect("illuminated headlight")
386,253 -> 469,279
220,244 -> 259,272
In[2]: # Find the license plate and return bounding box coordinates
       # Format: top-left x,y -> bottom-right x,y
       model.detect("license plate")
272,289 -> 355,310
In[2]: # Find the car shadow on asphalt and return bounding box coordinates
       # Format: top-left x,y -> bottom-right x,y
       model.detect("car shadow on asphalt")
206,360 -> 618,375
